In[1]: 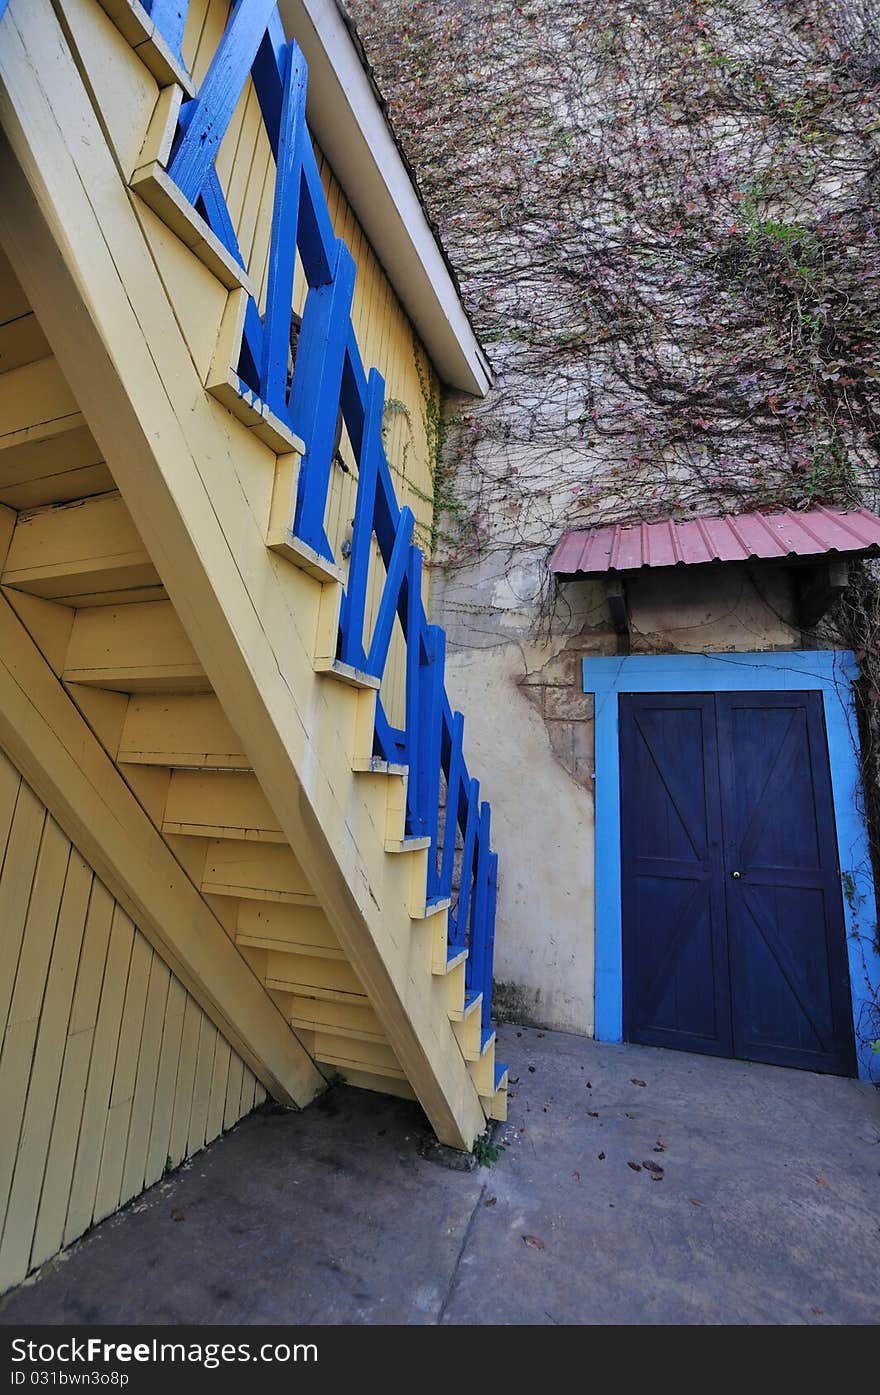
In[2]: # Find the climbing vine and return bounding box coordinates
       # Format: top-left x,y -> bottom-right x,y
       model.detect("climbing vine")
346,0 -> 880,559
348,0 -> 880,1056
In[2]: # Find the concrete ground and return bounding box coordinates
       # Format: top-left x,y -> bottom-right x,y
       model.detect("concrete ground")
2,1025 -> 879,1326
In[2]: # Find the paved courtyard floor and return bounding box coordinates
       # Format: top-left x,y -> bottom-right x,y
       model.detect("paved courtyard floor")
2,1024 -> 878,1325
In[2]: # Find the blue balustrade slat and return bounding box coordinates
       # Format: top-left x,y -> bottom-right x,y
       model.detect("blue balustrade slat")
420,625 -> 445,894
289,241 -> 356,558
260,42 -> 307,415
249,7 -> 287,145
483,853 -> 499,1030
403,549 -> 424,833
366,508 -> 415,677
439,711 -> 464,901
146,0 -> 189,58
154,0 -> 501,1045
467,803 -> 491,998
453,779 -> 480,949
339,370 -> 384,670
169,0 -> 278,203
298,146 -> 339,288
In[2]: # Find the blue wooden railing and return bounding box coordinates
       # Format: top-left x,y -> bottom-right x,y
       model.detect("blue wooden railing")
144,0 -> 499,1038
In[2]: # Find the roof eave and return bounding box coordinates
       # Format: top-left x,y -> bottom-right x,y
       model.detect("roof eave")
277,0 -> 492,397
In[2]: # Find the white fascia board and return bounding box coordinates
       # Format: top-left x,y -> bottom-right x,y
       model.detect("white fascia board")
277,0 -> 491,396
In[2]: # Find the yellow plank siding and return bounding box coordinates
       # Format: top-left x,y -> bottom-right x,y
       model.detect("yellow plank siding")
143,974 -> 186,1189
0,850 -> 92,1292
167,994 -> 201,1169
93,925 -> 152,1224
0,816 -> 71,1233
0,750 -> 268,1292
63,903 -> 135,1244
187,1013 -> 217,1156
30,879 -> 115,1269
223,1051 -> 244,1130
119,951 -> 171,1205
207,1035 -> 231,1142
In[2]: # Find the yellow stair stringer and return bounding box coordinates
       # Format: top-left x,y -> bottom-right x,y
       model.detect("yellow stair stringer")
0,1 -> 489,1149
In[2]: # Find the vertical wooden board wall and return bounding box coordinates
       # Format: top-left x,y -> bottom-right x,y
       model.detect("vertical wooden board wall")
0,744 -> 263,1294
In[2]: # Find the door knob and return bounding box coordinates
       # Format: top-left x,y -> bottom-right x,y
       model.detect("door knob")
731,870 -> 742,879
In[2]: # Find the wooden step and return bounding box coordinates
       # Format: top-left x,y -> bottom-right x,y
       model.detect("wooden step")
481,1064 -> 509,1123
2,491 -> 161,606
468,1029 -> 496,1097
0,421 -> 111,512
118,694 -> 250,769
262,951 -> 367,1004
0,243 -> 48,383
162,769 -> 285,843
235,901 -> 343,959
62,600 -> 209,692
452,990 -> 484,1061
0,287 -> 109,509
385,834 -> 431,854
201,839 -> 318,906
0,354 -> 80,445
314,656 -> 381,690
352,756 -> 407,777
445,958 -> 467,1017
284,995 -> 386,1045
312,1033 -> 406,1081
0,312 -> 50,376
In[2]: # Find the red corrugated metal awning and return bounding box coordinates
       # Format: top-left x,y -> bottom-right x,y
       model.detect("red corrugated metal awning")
549,505 -> 880,577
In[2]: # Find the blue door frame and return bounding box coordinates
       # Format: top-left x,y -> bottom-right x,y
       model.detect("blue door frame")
584,650 -> 880,1081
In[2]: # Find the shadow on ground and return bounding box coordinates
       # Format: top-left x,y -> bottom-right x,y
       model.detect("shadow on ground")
2,1026 -> 879,1325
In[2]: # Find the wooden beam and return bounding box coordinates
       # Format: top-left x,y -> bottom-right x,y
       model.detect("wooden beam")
797,560 -> 849,628
606,576 -> 629,639
0,589 -> 325,1108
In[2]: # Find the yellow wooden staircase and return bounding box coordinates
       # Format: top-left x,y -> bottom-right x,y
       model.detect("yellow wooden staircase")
0,98 -> 506,1152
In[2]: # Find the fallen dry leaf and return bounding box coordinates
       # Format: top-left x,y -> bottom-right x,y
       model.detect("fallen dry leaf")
523,1234 -> 545,1250
816,1176 -> 829,1186
689,1198 -> 704,1208
811,1307 -> 825,1317
571,1171 -> 580,1181
170,1209 -> 185,1222
631,1078 -> 647,1087
642,1160 -> 664,1175
654,1140 -> 667,1152
587,1110 -> 599,1118
484,1197 -> 497,1208
627,1161 -> 642,1172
